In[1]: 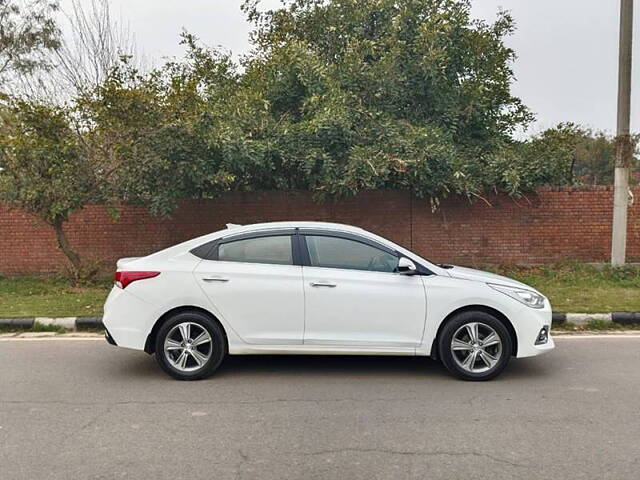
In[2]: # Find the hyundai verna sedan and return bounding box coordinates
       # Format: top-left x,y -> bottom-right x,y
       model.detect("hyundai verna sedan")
103,222 -> 554,381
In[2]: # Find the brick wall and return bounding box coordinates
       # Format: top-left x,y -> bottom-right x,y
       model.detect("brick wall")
1,186 -> 638,274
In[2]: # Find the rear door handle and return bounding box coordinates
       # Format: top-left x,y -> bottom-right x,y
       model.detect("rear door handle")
202,276 -> 229,283
310,281 -> 337,288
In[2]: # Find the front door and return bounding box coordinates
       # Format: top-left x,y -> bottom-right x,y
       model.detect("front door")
301,234 -> 427,347
194,233 -> 304,345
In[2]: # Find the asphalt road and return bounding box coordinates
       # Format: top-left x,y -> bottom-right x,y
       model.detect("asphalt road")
1,335 -> 639,480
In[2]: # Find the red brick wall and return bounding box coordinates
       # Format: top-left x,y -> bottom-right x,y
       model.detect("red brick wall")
1,186 -> 638,274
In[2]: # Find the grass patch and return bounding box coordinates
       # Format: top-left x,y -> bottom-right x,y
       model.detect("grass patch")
585,320 -> 640,330
491,263 -> 640,313
551,322 -> 578,331
0,276 -> 110,318
31,321 -> 68,333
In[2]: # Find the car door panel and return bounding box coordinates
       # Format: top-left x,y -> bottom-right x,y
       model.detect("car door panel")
302,268 -> 427,347
193,232 -> 304,345
299,233 -> 427,347
195,261 -> 304,344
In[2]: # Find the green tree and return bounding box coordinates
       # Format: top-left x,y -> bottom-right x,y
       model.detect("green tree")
4,2 -> 605,277
75,39 -> 236,217
0,0 -> 60,88
511,123 -> 639,187
226,0 -> 532,204
0,40 -> 237,278
488,124 -> 583,195
572,130 -> 618,184
570,128 -> 638,185
0,99 -> 94,277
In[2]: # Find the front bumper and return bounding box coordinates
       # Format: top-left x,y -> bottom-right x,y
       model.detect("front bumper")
513,300 -> 555,358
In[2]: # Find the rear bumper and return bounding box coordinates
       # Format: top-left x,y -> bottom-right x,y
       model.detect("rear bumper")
104,328 -> 117,346
102,286 -> 156,351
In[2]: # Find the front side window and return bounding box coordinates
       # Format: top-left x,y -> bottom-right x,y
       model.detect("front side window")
217,235 -> 293,265
305,235 -> 398,272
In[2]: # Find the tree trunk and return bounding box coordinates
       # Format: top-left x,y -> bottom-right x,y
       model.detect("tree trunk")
52,220 -> 82,273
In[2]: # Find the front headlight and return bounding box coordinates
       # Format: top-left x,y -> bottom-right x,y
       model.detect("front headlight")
488,283 -> 545,309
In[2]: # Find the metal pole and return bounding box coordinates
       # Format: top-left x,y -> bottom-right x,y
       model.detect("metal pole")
611,0 -> 634,266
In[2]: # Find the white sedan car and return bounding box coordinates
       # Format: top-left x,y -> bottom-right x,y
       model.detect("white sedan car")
103,222 -> 554,381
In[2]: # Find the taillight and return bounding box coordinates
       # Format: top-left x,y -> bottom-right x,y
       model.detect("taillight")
115,271 -> 160,289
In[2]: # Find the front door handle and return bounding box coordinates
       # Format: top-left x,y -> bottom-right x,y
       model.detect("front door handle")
202,276 -> 229,283
310,281 -> 337,288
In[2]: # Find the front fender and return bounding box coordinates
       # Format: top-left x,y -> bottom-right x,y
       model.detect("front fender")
418,275 -> 547,356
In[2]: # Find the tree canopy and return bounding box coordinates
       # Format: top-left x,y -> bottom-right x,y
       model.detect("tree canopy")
229,0 -> 534,202
0,0 -> 60,88
0,0 -> 632,276
0,100 -> 92,273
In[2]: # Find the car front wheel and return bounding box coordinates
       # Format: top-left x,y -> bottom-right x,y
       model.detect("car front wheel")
438,311 -> 512,381
155,311 -> 226,380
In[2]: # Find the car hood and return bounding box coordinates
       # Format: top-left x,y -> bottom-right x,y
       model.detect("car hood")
445,265 -> 534,291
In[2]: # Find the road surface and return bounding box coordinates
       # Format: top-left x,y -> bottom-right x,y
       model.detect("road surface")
1,335 -> 639,479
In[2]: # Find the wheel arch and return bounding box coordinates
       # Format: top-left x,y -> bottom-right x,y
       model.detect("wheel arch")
430,305 -> 518,359
144,305 -> 228,354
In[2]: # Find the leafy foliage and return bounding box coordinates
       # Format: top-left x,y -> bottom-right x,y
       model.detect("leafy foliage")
74,36 -> 237,216
0,99 -> 95,278
230,0 -> 533,202
0,100 -> 91,225
0,0 -> 60,87
2,0 -> 625,276
512,123 -> 639,187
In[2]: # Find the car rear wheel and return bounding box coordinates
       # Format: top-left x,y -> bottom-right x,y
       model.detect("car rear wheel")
155,311 -> 226,380
438,311 -> 512,381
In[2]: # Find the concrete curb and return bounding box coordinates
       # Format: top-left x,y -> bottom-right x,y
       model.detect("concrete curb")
566,313 -> 611,326
0,314 -> 639,330
611,312 -> 640,324
558,312 -> 640,325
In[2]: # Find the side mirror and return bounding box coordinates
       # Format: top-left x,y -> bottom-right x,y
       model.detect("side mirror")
397,257 -> 417,275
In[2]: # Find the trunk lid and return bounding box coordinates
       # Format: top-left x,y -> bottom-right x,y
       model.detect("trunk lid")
116,257 -> 141,269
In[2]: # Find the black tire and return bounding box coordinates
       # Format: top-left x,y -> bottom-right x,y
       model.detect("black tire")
154,310 -> 227,381
437,311 -> 512,381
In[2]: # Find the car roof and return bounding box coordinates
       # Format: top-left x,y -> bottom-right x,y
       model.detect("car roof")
151,221 -> 369,259
145,219 -> 444,276
224,221 -> 367,234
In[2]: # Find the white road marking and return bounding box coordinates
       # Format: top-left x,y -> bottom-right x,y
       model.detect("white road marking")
554,334 -> 640,339
0,336 -> 104,342
1,333 -> 640,342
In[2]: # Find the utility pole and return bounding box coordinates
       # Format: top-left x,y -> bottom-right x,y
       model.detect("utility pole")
611,0 -> 634,266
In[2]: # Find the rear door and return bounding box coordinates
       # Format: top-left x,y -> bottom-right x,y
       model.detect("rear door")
194,230 -> 304,345
300,232 -> 427,348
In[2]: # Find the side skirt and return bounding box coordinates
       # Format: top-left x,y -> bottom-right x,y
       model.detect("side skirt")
228,344 -> 420,356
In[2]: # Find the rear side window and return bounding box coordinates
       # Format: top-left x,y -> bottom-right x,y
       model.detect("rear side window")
305,235 -> 398,272
217,235 -> 293,265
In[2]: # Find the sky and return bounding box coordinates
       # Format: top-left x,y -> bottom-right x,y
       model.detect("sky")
61,0 -> 640,137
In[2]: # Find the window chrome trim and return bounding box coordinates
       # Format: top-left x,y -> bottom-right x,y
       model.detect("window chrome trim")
297,228 -> 397,256
298,229 -> 433,275
190,228 -> 299,265
190,226 -> 433,274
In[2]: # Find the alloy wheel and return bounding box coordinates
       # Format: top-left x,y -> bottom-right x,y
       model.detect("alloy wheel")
164,322 -> 213,372
450,322 -> 503,374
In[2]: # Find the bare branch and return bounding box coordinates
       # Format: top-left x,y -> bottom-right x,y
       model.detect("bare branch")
17,0 -> 146,102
